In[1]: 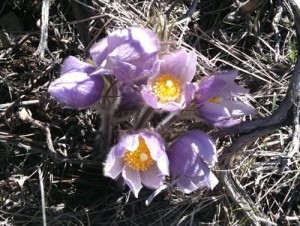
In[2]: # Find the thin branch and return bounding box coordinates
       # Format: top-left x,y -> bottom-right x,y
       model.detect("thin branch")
33,0 -> 53,61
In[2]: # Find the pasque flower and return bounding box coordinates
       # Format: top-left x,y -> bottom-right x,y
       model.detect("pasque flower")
195,70 -> 256,127
141,49 -> 197,112
119,82 -> 142,109
90,26 -> 160,82
48,56 -> 104,108
104,131 -> 169,198
167,131 -> 218,193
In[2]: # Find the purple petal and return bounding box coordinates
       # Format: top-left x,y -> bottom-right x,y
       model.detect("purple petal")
195,77 -> 227,105
141,88 -> 159,109
184,83 -> 197,106
156,153 -> 170,176
213,119 -> 241,127
106,26 -> 159,60
48,72 -> 104,108
175,160 -> 218,193
160,49 -> 196,83
90,26 -> 160,82
203,169 -> 219,189
221,100 -> 256,117
115,134 -> 139,156
140,165 -> 165,189
158,101 -> 182,112
122,166 -> 143,198
61,56 -> 95,75
89,38 -> 109,67
199,164 -> 219,189
211,70 -> 249,95
119,82 -> 142,109
140,131 -> 165,161
168,131 -> 217,170
104,151 -> 124,179
198,102 -> 231,122
176,175 -> 206,193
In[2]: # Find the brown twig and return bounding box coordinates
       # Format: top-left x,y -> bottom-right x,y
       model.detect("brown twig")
18,108 -> 57,156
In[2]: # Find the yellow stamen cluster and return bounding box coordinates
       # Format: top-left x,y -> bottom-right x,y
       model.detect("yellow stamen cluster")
153,74 -> 182,103
208,96 -> 223,104
124,136 -> 154,171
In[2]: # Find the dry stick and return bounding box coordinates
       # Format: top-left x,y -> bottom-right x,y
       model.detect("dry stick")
18,108 -> 58,157
38,167 -> 47,226
272,0 -> 283,62
181,0 -> 200,19
33,0 -> 53,61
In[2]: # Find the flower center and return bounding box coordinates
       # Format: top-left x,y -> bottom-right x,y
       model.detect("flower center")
208,96 -> 223,104
124,136 -> 154,171
153,74 -> 182,103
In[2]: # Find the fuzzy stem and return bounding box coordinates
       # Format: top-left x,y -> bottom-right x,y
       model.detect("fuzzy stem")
155,111 -> 179,132
133,106 -> 155,130
100,110 -> 112,156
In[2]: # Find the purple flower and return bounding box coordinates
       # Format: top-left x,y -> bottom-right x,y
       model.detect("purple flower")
141,49 -> 197,112
195,70 -> 256,127
90,26 -> 160,82
168,131 -> 218,193
104,131 -> 169,198
119,82 -> 142,109
48,56 -> 104,108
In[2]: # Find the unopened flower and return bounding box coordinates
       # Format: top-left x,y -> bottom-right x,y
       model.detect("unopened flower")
48,56 -> 104,108
119,82 -> 142,109
104,131 -> 169,198
195,70 -> 256,127
167,131 -> 218,193
141,49 -> 197,112
90,26 -> 160,82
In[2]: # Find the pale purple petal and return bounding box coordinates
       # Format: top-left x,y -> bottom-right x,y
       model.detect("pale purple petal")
118,134 -> 140,153
140,165 -> 164,189
169,142 -> 202,177
140,131 -> 165,160
156,154 -> 170,176
203,169 -> 219,189
158,101 -> 182,112
195,77 -> 227,105
173,158 -> 218,193
61,56 -> 95,75
48,72 -> 104,108
221,100 -> 256,116
141,89 -> 159,109
184,83 -> 197,106
122,166 -> 143,198
198,102 -> 231,121
91,26 -> 160,82
160,49 -> 196,83
89,38 -> 109,67
176,176 -> 204,193
213,119 -> 241,127
104,151 -> 124,179
212,70 -> 248,95
168,131 -> 217,169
